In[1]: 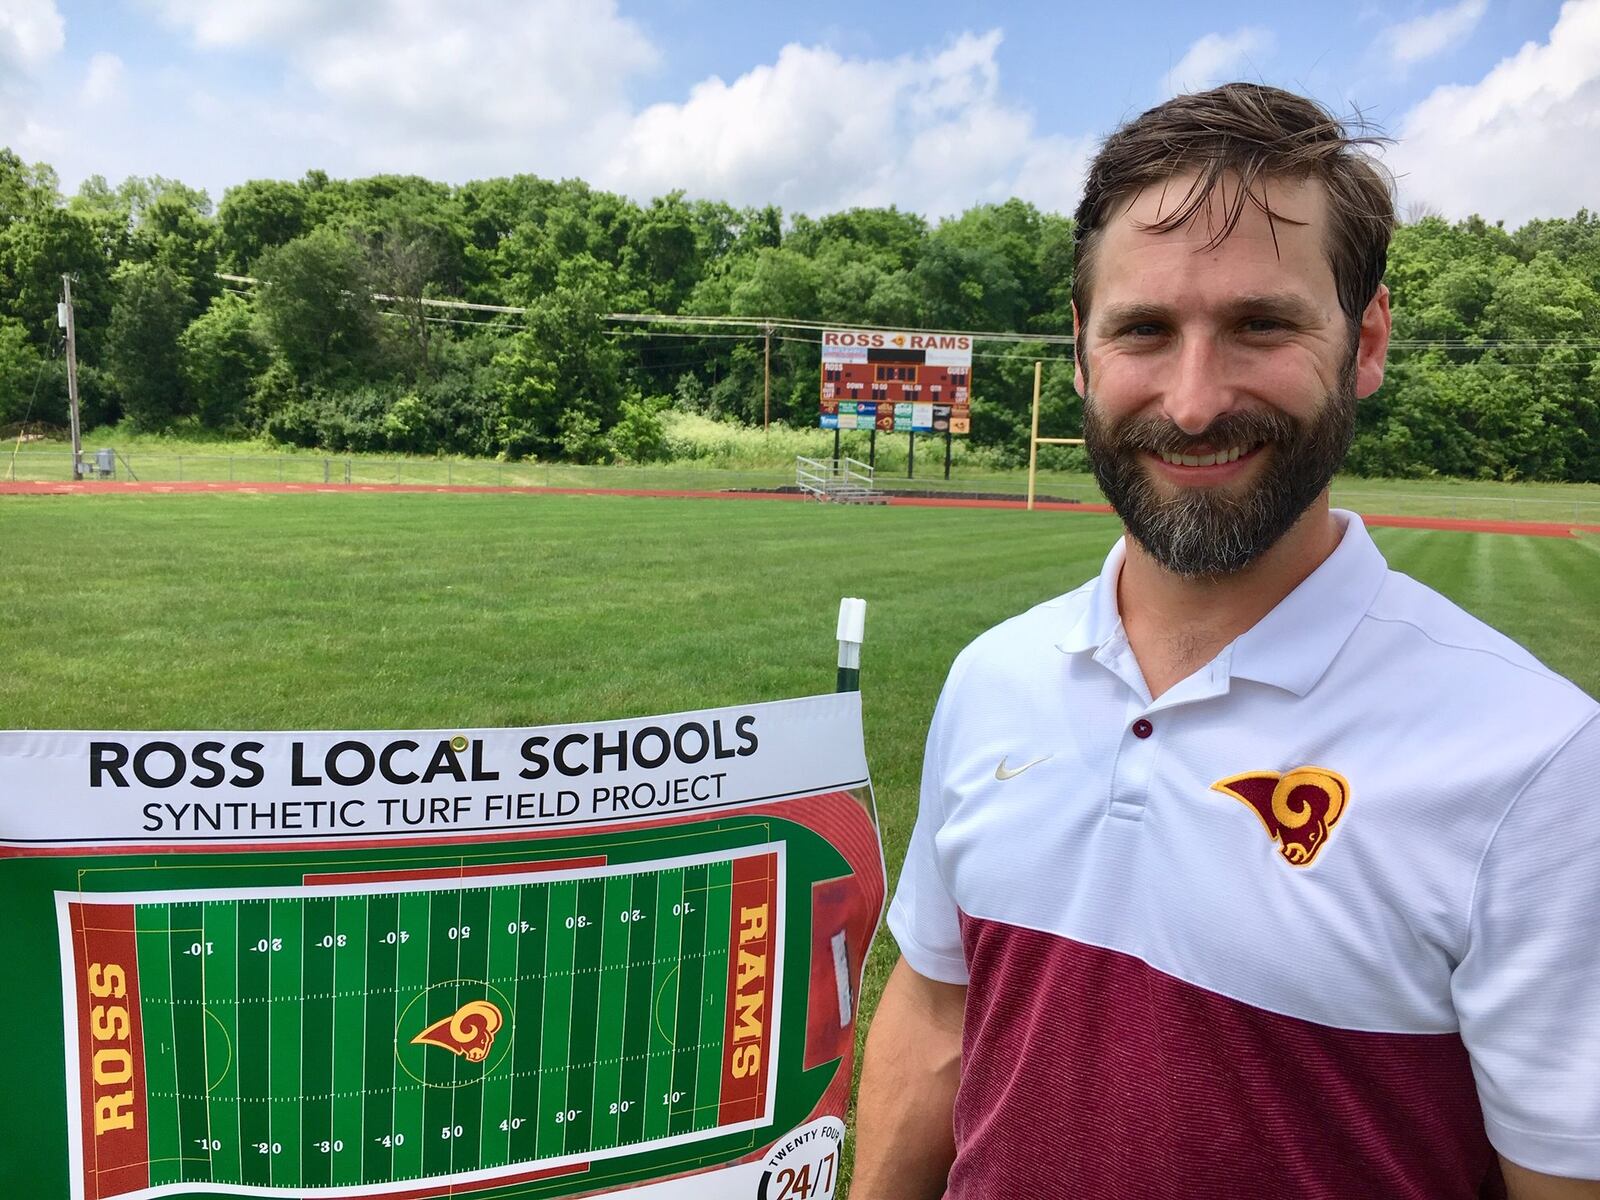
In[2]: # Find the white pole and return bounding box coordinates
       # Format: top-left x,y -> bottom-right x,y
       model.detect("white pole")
836,598 -> 867,692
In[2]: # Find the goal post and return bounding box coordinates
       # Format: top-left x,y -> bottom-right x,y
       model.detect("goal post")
1026,360 -> 1085,511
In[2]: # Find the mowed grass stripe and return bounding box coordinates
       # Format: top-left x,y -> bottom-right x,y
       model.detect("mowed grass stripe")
298,896 -> 335,1188
331,894 -> 367,1186
361,892 -> 400,1184
234,900 -> 272,1188
202,900 -> 242,1185
134,906 -> 180,1187
1373,529 -> 1600,691
481,884 -> 522,1168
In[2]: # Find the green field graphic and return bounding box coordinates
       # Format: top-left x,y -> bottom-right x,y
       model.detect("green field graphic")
65,845 -> 783,1198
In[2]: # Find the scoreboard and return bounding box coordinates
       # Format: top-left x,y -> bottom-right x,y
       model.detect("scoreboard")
819,328 -> 972,435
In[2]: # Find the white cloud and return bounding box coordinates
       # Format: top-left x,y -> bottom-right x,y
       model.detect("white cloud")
601,31 -> 1091,218
28,5 -> 1091,219
80,52 -> 124,107
149,0 -> 657,179
1383,0 -> 1488,67
1159,28 -> 1274,97
147,1 -> 348,50
0,0 -> 63,71
0,0 -> 64,162
1391,0 -> 1600,224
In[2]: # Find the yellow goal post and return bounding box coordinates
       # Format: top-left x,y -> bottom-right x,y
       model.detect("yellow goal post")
1027,360 -> 1084,511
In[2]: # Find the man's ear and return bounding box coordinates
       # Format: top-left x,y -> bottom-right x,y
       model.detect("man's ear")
1354,284 -> 1392,400
1072,303 -> 1086,397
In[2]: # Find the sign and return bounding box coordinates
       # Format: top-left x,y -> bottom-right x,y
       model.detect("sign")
1,694 -> 884,1200
820,327 -> 973,434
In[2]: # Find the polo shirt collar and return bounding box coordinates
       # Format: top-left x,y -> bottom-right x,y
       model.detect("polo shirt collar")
1056,536 -> 1127,655
1055,510 -> 1389,697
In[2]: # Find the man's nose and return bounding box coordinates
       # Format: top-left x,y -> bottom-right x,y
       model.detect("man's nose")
1163,335 -> 1235,436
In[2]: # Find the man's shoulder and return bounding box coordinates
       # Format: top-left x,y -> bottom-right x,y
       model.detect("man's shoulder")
1360,566 -> 1597,719
945,579 -> 1097,688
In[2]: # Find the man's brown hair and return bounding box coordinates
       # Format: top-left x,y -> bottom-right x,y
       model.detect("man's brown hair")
1071,83 -> 1395,332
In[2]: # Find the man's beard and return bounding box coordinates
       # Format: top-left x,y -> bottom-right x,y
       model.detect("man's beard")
1082,369 -> 1357,579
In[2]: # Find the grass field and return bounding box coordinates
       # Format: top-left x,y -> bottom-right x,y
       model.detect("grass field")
6,490 -> 1600,1194
65,846 -> 771,1197
8,429 -> 1600,524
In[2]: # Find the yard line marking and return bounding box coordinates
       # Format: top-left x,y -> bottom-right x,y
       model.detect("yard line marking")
165,905 -> 182,1183
198,904 -> 215,1179
357,894 -> 368,1185
449,883 -> 464,1177
328,898 -> 339,1186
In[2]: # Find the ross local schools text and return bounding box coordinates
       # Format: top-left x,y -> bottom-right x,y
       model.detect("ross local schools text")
82,716 -> 762,836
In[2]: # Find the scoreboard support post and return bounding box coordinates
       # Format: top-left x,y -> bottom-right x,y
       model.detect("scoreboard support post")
944,431 -> 952,480
868,428 -> 877,469
907,432 -> 914,480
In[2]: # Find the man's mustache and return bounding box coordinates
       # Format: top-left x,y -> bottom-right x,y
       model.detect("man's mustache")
1101,410 -> 1301,457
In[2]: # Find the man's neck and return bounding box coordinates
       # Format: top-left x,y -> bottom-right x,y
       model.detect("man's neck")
1116,500 -> 1342,700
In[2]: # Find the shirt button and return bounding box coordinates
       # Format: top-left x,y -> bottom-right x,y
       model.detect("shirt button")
1132,718 -> 1154,739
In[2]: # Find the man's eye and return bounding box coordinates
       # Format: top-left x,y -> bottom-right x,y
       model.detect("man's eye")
1122,323 -> 1164,338
1243,318 -> 1286,334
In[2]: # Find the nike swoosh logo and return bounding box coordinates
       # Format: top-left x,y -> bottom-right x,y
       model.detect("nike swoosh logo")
995,754 -> 1052,781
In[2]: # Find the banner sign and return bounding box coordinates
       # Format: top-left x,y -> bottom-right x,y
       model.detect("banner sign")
1,693 -> 884,1200
819,328 -> 972,435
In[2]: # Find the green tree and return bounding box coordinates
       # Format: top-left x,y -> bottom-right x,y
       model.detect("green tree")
0,208 -> 114,358
494,255 -> 625,459
0,314 -> 58,426
254,226 -> 378,381
178,294 -> 269,430
912,235 -> 1023,331
624,191 -> 703,311
216,179 -> 311,272
0,149 -> 61,225
105,262 -> 191,427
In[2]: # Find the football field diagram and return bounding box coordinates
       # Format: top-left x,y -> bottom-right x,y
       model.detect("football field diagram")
59,845 -> 783,1200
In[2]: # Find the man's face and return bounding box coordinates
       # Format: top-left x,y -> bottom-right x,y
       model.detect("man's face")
1073,172 -> 1389,578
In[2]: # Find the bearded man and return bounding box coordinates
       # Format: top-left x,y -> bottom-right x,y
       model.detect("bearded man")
853,84 -> 1600,1200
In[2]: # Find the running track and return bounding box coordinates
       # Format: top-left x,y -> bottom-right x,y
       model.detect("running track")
4,479 -> 1597,539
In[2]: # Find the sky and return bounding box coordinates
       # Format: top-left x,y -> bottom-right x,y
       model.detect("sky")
1,0 -> 1597,226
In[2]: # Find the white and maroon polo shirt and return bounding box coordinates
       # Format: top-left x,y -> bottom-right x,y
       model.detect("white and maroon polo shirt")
888,511 -> 1600,1199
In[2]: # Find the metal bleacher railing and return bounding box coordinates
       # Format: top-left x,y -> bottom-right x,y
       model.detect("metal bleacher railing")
795,457 -> 884,504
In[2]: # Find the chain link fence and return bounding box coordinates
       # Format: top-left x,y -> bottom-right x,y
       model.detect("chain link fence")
1,450 -> 788,493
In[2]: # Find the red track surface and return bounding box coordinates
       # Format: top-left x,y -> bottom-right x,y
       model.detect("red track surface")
3,478 -> 1597,538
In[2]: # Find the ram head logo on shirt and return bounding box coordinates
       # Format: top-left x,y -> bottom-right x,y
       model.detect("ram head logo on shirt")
1211,767 -> 1349,867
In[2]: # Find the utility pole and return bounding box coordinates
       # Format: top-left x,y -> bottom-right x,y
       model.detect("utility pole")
762,322 -> 773,434
60,275 -> 82,481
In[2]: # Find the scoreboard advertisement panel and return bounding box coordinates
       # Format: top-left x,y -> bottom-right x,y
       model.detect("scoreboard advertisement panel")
820,328 -> 973,435
1,694 -> 884,1200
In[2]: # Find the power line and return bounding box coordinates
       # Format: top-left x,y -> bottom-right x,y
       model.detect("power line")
222,273 -> 1600,354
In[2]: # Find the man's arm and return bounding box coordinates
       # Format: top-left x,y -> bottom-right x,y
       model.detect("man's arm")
1502,1159 -> 1600,1199
852,957 -> 966,1200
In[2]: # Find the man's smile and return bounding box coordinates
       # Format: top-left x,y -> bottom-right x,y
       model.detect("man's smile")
1154,441 -> 1262,467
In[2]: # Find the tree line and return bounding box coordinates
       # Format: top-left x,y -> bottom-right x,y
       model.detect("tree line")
1,146 -> 1597,480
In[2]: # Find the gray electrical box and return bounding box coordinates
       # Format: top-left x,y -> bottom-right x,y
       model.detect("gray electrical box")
95,448 -> 114,477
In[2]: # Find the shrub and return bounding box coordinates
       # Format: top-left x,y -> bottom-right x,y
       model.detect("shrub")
607,394 -> 671,463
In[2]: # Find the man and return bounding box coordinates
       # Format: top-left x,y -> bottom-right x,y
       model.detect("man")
854,84 -> 1600,1200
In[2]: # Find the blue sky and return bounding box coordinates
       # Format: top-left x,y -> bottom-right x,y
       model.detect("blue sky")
2,0 -> 1596,225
